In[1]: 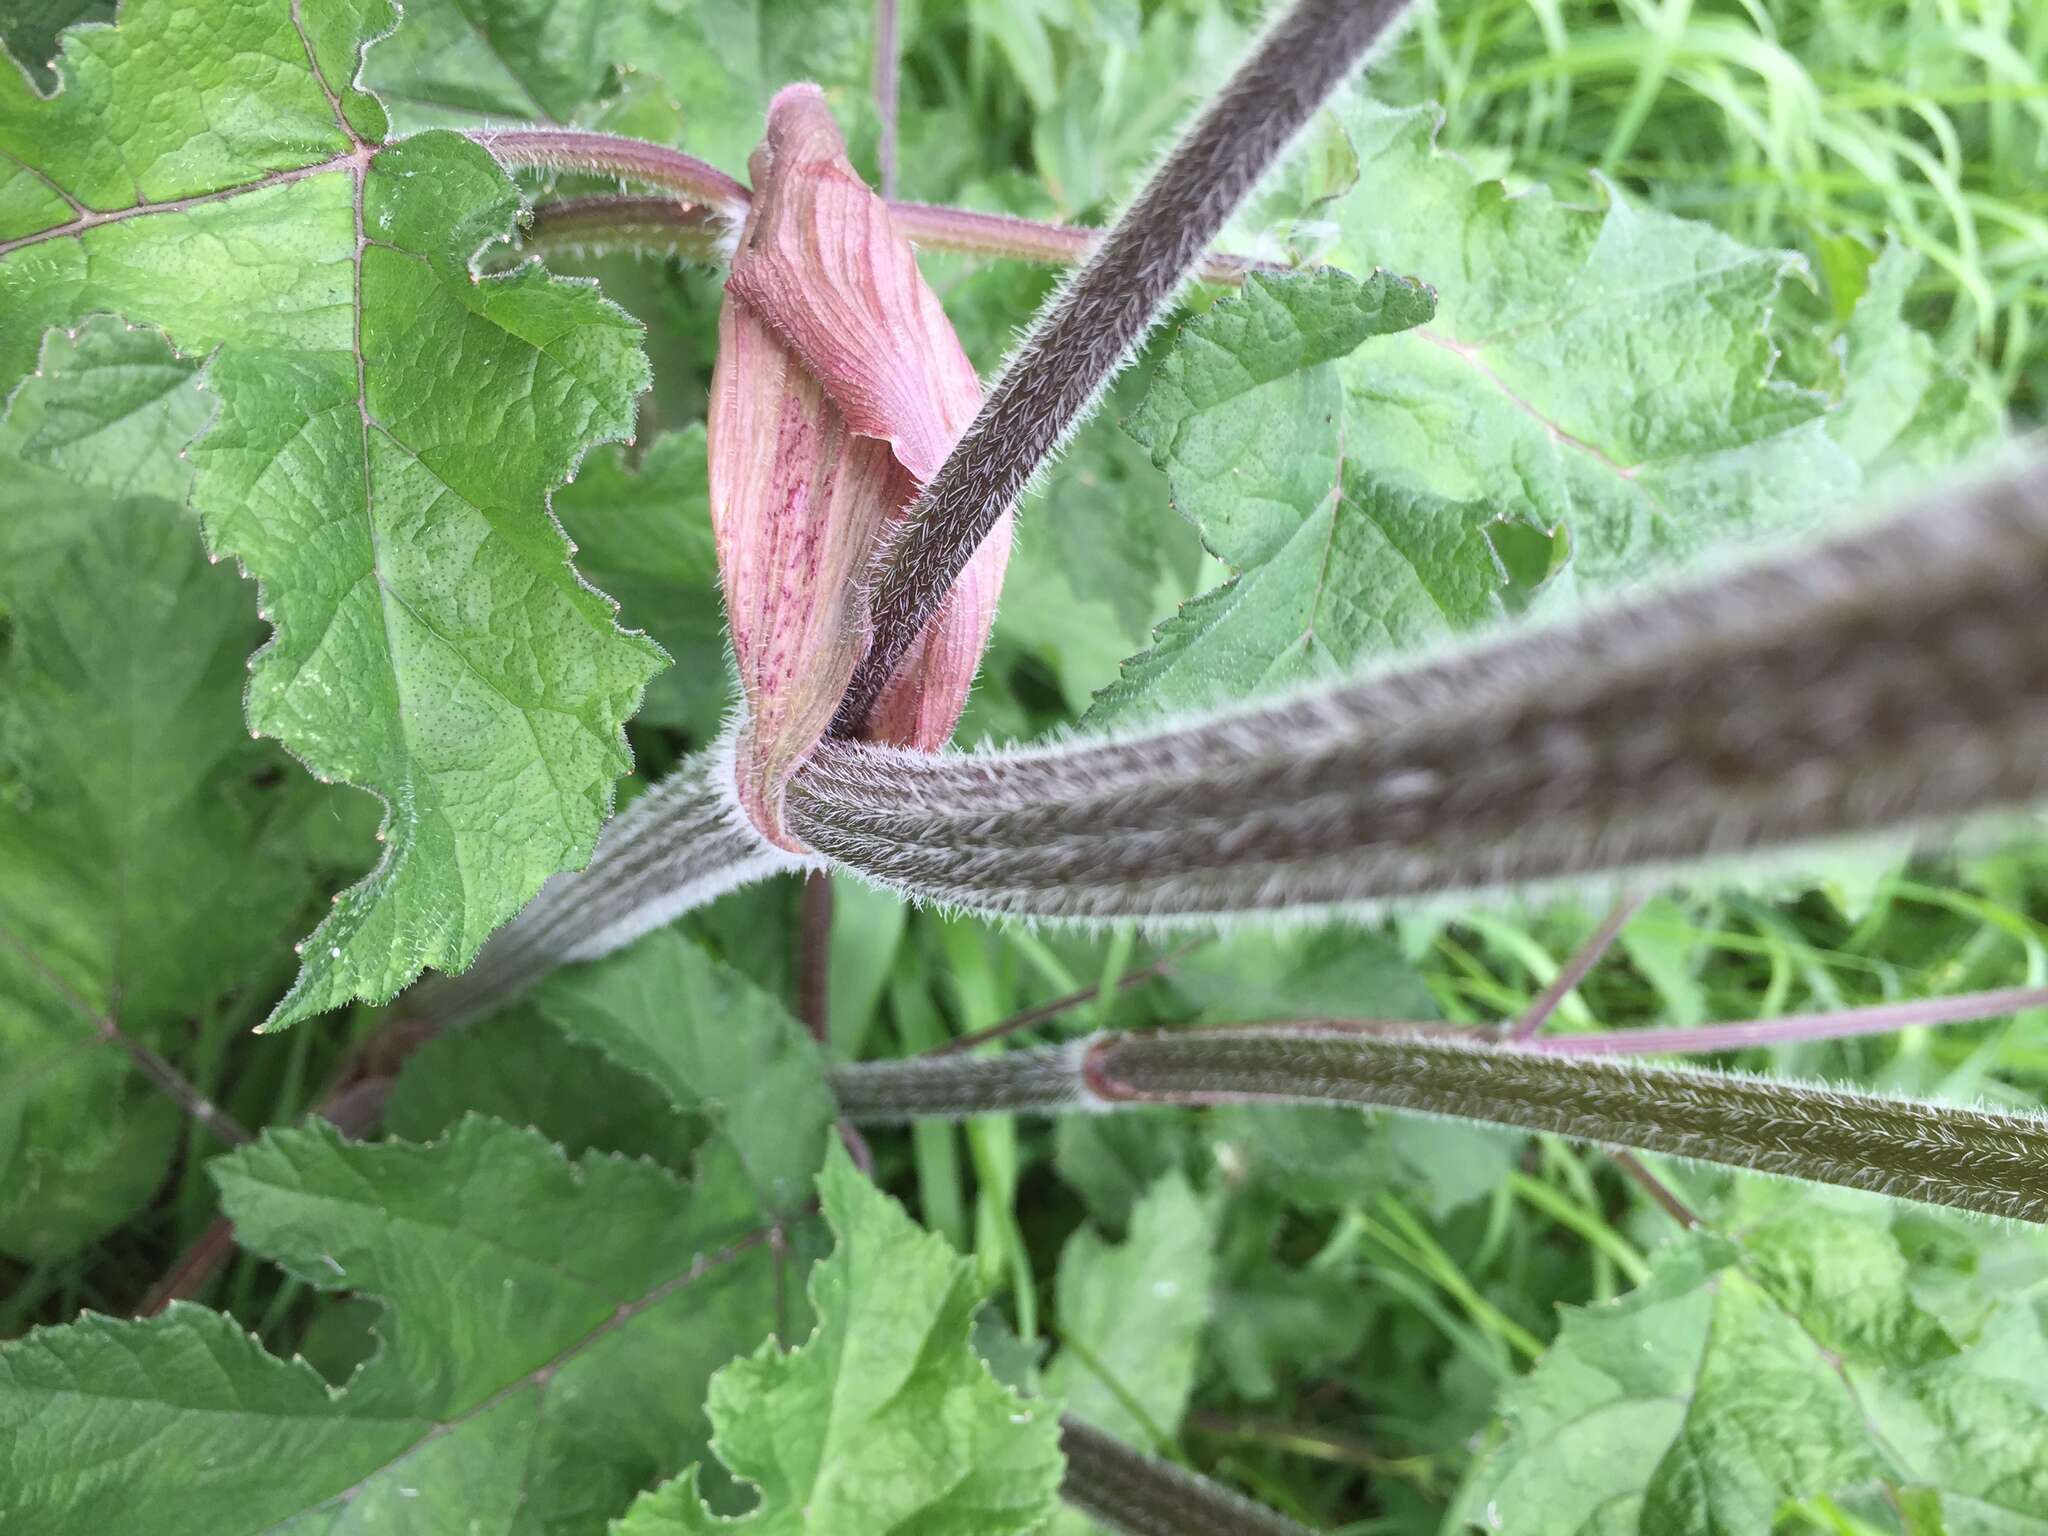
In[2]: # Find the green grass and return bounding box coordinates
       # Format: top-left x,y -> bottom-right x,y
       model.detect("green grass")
1381,0 -> 2048,417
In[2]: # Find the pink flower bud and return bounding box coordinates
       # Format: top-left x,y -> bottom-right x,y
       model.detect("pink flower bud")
710,84 -> 1013,850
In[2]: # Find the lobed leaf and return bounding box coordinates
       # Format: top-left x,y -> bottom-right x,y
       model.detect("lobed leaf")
1043,1171 -> 1217,1513
0,0 -> 665,1026
1463,1199 -> 2048,1533
1093,100 -> 1995,722
613,1147 -> 1066,1536
0,1116 -> 791,1533
529,931 -> 834,1217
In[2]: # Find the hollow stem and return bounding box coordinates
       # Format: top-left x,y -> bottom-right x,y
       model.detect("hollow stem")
831,0 -> 1418,736
1059,1416 -> 1313,1536
830,1028 -> 2048,1223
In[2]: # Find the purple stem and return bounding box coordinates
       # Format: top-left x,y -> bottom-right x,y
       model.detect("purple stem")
1534,982 -> 2048,1057
886,201 -> 1283,284
1509,892 -> 1648,1042
471,128 -> 751,214
875,0 -> 901,200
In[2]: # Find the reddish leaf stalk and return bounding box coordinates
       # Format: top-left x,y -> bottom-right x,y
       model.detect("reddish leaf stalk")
1508,893 -> 1647,1041
473,128 -> 750,214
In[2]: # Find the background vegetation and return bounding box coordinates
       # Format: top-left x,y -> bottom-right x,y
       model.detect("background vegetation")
3,0 -> 2045,1530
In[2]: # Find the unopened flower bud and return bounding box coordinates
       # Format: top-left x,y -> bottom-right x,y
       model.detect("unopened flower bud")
710,84 -> 1012,849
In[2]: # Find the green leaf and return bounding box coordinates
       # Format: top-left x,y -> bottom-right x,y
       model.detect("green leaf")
614,1146 -> 1065,1536
0,1116 -> 789,1533
0,0 -> 111,91
362,0 -> 874,176
1045,1171 -> 1217,1448
0,0 -> 665,1027
1463,1199 -> 2048,1534
1092,266 -> 1442,721
357,0 -> 613,128
1092,100 -> 1915,723
529,930 -> 834,1217
0,321 -> 323,1260
1826,241 -> 2004,493
383,1003 -> 704,1167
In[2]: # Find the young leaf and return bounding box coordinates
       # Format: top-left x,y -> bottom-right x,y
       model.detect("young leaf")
613,1146 -> 1066,1536
528,930 -> 835,1216
0,322 -> 323,1259
0,0 -> 664,1026
0,1117 -> 791,1533
1045,1171 -> 1217,1454
1462,1200 -> 2048,1532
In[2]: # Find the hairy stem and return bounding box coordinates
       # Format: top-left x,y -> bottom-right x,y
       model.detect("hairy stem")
789,459 -> 2048,920
1060,1416 -> 1312,1536
886,201 -> 1283,283
798,872 -> 835,1043
511,195 -> 731,265
404,748 -> 797,1030
830,1028 -> 2048,1222
512,191 -> 1278,282
831,0 -> 1416,736
470,128 -> 751,214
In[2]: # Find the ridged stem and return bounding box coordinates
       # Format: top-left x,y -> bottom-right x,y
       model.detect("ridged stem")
831,0 -> 1418,737
790,458 -> 2048,920
1059,1416 -> 1312,1536
830,1028 -> 2048,1222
